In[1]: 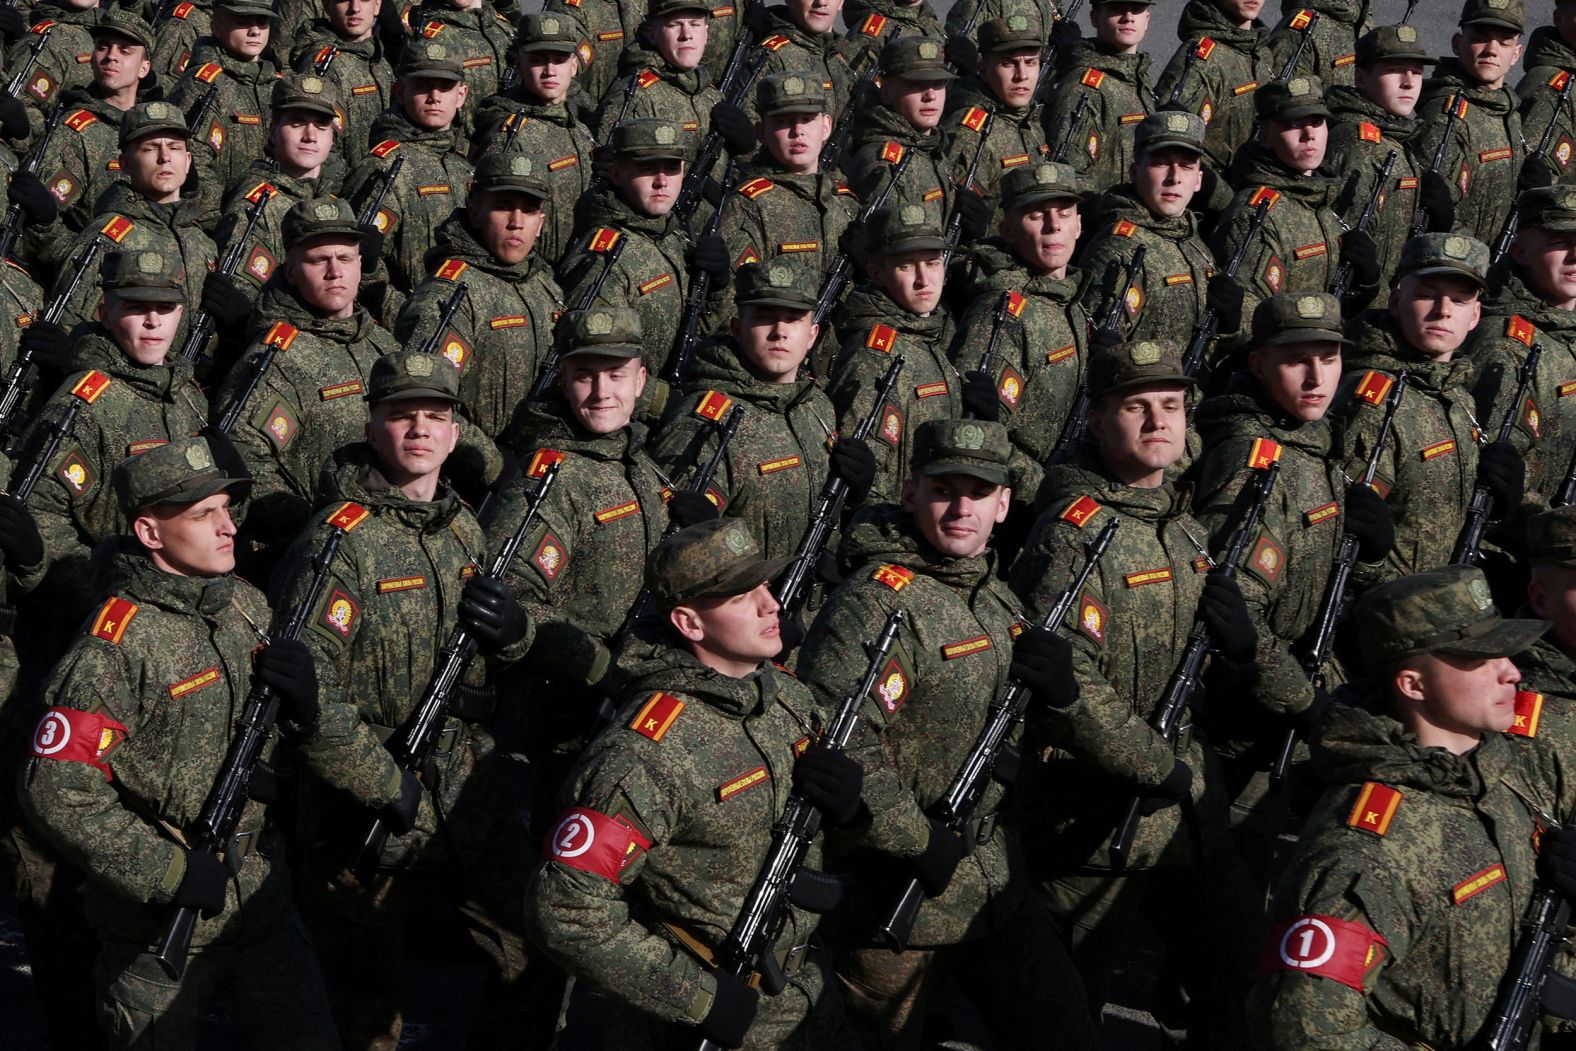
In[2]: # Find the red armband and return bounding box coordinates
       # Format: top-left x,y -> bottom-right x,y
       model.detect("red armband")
29,707 -> 128,782
1258,914 -> 1388,992
545,806 -> 651,884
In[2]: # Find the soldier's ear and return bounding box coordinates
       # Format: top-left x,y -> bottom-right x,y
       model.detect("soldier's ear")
1529,577 -> 1552,621
900,477 -> 917,513
131,513 -> 163,552
669,604 -> 704,642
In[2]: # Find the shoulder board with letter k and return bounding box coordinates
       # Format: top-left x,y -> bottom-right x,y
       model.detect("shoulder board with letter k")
1507,690 -> 1544,737
263,321 -> 298,350
70,370 -> 111,404
871,563 -> 914,591
630,691 -> 684,741
193,62 -> 223,84
1507,315 -> 1536,347
325,501 -> 371,531
588,227 -> 621,253
1355,369 -> 1393,406
1346,781 -> 1403,836
90,596 -> 138,644
1059,495 -> 1102,528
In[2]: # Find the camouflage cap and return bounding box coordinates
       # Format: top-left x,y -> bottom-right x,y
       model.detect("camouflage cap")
912,418 -> 1013,486
1516,184 -> 1576,233
92,8 -> 154,50
647,519 -> 791,608
397,41 -> 466,81
609,117 -> 689,161
756,71 -> 828,117
1459,0 -> 1525,31
977,12 -> 1044,53
114,436 -> 250,514
119,101 -> 190,148
1529,505 -> 1576,567
1396,232 -> 1490,289
1354,565 -> 1546,663
470,151 -> 550,200
1255,75 -> 1331,123
868,202 -> 946,255
735,260 -> 817,311
282,197 -> 373,250
560,306 -> 644,360
1251,292 -> 1351,348
213,0 -> 275,16
272,72 -> 340,120
1134,110 -> 1207,156
880,35 -> 955,82
1355,24 -> 1436,66
512,12 -> 584,54
1087,339 -> 1194,400
366,348 -> 462,405
99,249 -> 186,304
646,0 -> 710,18
1001,161 -> 1081,211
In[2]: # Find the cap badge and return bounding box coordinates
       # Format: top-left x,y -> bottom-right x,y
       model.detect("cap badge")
723,527 -> 750,555
541,15 -> 559,33
1296,295 -> 1323,318
1397,25 -> 1417,41
147,102 -> 171,120
655,124 -> 676,144
783,75 -> 803,94
510,155 -> 533,175
1445,235 -> 1471,259
587,311 -> 613,335
137,251 -> 163,274
1035,164 -> 1056,184
315,202 -> 339,220
186,442 -> 213,470
1130,341 -> 1162,365
425,42 -> 445,59
899,203 -> 924,225
918,40 -> 938,58
301,76 -> 323,93
768,265 -> 790,286
1288,77 -> 1310,96
1008,13 -> 1027,29
956,423 -> 985,451
1167,113 -> 1189,132
1468,576 -> 1493,609
406,354 -> 434,377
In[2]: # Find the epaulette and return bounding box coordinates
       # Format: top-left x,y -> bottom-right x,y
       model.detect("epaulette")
29,20 -> 56,33
1289,8 -> 1314,29
171,2 -> 195,18
100,216 -> 134,243
193,62 -> 223,84
1358,122 -> 1381,144
262,321 -> 298,350
1059,495 -> 1101,528
737,177 -> 774,199
761,34 -> 790,51
629,691 -> 684,741
527,448 -> 565,479
63,109 -> 96,134
89,597 -> 138,644
1006,290 -> 1026,317
1247,437 -> 1282,469
694,390 -> 733,421
881,141 -> 905,164
1081,68 -> 1104,89
865,323 -> 896,353
420,19 -> 444,37
1446,95 -> 1469,119
70,370 -> 111,404
244,181 -> 276,205
1249,186 -> 1281,209
959,106 -> 989,132
859,12 -> 886,36
871,563 -> 914,590
1195,37 -> 1215,60
1508,690 -> 1544,737
1354,369 -> 1393,406
835,181 -> 856,196
588,227 -> 621,253
435,258 -> 468,281
1345,781 -> 1402,836
1553,71 -> 1572,91
370,139 -> 401,158
325,501 -> 371,531
1113,219 -> 1137,237
636,70 -> 660,89
1507,315 -> 1536,347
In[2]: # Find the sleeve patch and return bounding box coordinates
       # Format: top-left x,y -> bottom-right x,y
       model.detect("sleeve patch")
321,589 -> 360,638
877,402 -> 904,447
59,451 -> 94,493
1077,593 -> 1108,645
872,655 -> 909,713
531,531 -> 567,581
545,806 -> 650,883
29,707 -> 128,782
1258,915 -> 1387,993
1246,529 -> 1285,585
261,401 -> 298,449
716,765 -> 769,801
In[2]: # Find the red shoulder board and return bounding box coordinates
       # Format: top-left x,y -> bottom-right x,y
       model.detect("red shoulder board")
880,141 -> 905,164
1450,96 -> 1469,118
29,19 -> 56,32
738,177 -> 774,199
325,501 -> 371,531
761,34 -> 790,51
1358,122 -> 1381,144
588,227 -> 621,253
263,321 -> 298,350
244,181 -> 276,205
1289,8 -> 1314,30
1249,186 -> 1281,209
1006,290 -> 1026,317
835,181 -> 855,196
435,258 -> 468,281
70,370 -> 111,404
636,70 -> 660,89
370,139 -> 401,158
1507,315 -> 1536,347
1259,915 -> 1387,993
1196,37 -> 1215,60
694,390 -> 734,421
1553,71 -> 1573,91
100,215 -> 134,243
1247,437 -> 1283,469
1346,781 -> 1403,836
871,563 -> 914,591
420,19 -> 444,37
28,707 -> 128,782
1081,68 -> 1104,89
630,691 -> 685,741
860,12 -> 886,36
865,323 -> 897,353
90,597 -> 138,644
193,62 -> 223,84
546,806 -> 651,882
1113,219 -> 1137,237
1355,369 -> 1393,405
1059,495 -> 1101,528
173,2 -> 195,16
960,106 -> 989,132
1508,690 -> 1545,737
527,448 -> 565,478
63,109 -> 96,134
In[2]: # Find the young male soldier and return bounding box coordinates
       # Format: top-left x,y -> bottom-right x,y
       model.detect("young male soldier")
1340,232 -> 1522,579
17,435 -> 342,1051
405,0 -> 517,123
843,36 -> 956,213
1247,564 -> 1566,1050
593,0 -> 724,142
293,0 -> 398,161
745,0 -> 857,122
840,0 -> 944,73
5,0 -> 108,149
1266,0 -> 1372,90
796,418 -> 1098,1050
273,349 -> 551,1051
1043,0 -> 1157,195
541,0 -> 638,105
1009,338 -> 1263,1046
1155,0 -> 1277,172
1517,0 -> 1576,188
393,151 -> 565,440
718,73 -> 858,277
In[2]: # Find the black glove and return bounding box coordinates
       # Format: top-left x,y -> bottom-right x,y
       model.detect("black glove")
1010,626 -> 1077,709
742,0 -> 773,34
944,36 -> 977,75
792,744 -> 864,827
1049,14 -> 1082,47
699,969 -> 760,1049
1199,571 -> 1256,662
1476,439 -> 1525,520
913,817 -> 965,898
1521,155 -> 1557,194
667,489 -> 718,529
7,170 -> 54,226
1291,685 -> 1335,738
1205,273 -> 1245,334
1343,482 -> 1394,564
1139,760 -> 1192,816
458,575 -> 528,651
828,436 -> 875,503
19,319 -> 70,373
0,4 -> 26,42
0,492 -> 42,568
814,550 -> 842,586
379,769 -> 422,835
690,233 -> 729,281
838,224 -> 867,266
1339,229 -> 1380,292
1541,825 -> 1576,903
255,639 -> 319,726
777,610 -> 806,655
173,851 -> 228,917
961,369 -> 1000,422
0,94 -> 28,142
358,224 -> 385,263
200,272 -> 254,336
1418,170 -> 1455,233
710,101 -> 756,157
954,190 -> 991,243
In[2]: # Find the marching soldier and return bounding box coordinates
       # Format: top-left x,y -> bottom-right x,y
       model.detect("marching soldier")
405,0 -> 517,125
541,0 -> 638,106
1266,0 -> 1372,90
1043,0 -> 1157,195
292,0 -> 399,161
745,0 -> 858,123
149,0 -> 212,80
592,0 -> 723,142
5,0 -> 106,151
1155,0 -> 1277,173
1517,0 -> 1576,188
843,35 -> 957,214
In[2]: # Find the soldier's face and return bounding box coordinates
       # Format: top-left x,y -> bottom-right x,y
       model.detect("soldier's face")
1262,116 -> 1327,175
1453,26 -> 1522,89
1001,199 -> 1080,275
1248,342 -> 1341,421
135,492 -> 238,578
287,237 -> 362,319
1509,228 -> 1576,310
1130,147 -> 1201,217
981,49 -> 1039,109
272,111 -> 335,175
788,0 -> 841,35
903,473 -> 1010,559
867,250 -> 944,316
734,304 -> 816,382
91,39 -> 150,94
761,112 -> 831,174
471,191 -> 546,264
398,76 -> 468,130
367,399 -> 461,488
1393,652 -> 1520,747
1217,0 -> 1262,27
1091,3 -> 1149,53
214,10 -> 271,59
671,584 -> 784,669
882,77 -> 945,130
1389,273 -> 1481,359
562,354 -> 647,433
1531,563 -> 1576,650
612,158 -> 684,216
652,13 -> 708,71
101,298 -> 184,366
1354,59 -> 1425,118
327,0 -> 381,41
124,136 -> 192,203
519,49 -> 578,104
1089,385 -> 1187,487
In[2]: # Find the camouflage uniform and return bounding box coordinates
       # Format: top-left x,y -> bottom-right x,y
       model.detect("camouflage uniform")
840,0 -> 945,74
290,21 -> 399,162
542,0 -> 641,105
593,43 -> 721,143
1266,0 -> 1371,90
6,3 -> 102,154
165,38 -> 285,223
406,0 -> 517,125
1518,24 -> 1576,188
213,162 -> 320,301
1154,0 -> 1277,171
1414,57 -> 1527,249
744,5 -> 858,122
1043,39 -> 1156,192
148,0 -> 209,80
841,36 -> 956,214
942,0 -> 1060,41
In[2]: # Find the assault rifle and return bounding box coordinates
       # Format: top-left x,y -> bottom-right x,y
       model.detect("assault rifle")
880,517 -> 1120,950
1413,91 -> 1465,239
1452,342 -> 1540,566
1276,10 -> 1319,81
185,83 -> 219,140
1481,879 -> 1574,1050
0,238 -> 101,443
154,500 -> 372,978
1494,72 -> 1576,265
694,610 -> 905,1051
821,47 -> 887,172
1051,246 -> 1146,461
1329,151 -> 1396,301
1557,442 -> 1576,508
5,26 -> 48,101
672,46 -> 770,224
412,281 -> 469,359
1031,0 -> 1083,102
814,149 -> 912,330
940,105 -> 994,271
1109,458 -> 1281,869
1051,92 -> 1091,165
1166,38 -> 1206,108
213,321 -> 302,435
1184,198 -> 1268,377
0,99 -> 65,265
356,154 -> 405,231
313,43 -> 340,76
1,364 -> 110,535
180,187 -> 272,363
528,232 -> 627,401
965,292 -> 1013,421
348,461 -> 560,885
1401,0 -> 1420,24
668,159 -> 740,385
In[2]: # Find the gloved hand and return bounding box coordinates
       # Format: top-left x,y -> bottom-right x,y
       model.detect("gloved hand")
838,224 -> 867,266
1138,760 -> 1192,816
1419,170 -> 1456,233
1291,685 -> 1335,737
1476,439 -> 1525,519
700,969 -> 761,1049
201,272 -> 254,336
255,639 -> 319,726
1050,13 -> 1082,46
1200,571 -> 1256,662
1010,626 -> 1077,709
1339,229 -> 1380,291
379,769 -> 422,834
954,190 -> 990,243
458,575 -> 529,651
19,318 -> 71,374
710,101 -> 756,157
7,170 -> 55,226
828,436 -> 876,503
944,36 -> 978,75
792,744 -> 864,827
358,224 -> 385,263
742,0 -> 773,34
0,94 -> 28,142
690,233 -> 729,281
1520,155 -> 1557,194
961,369 -> 1000,422
173,851 -> 228,917
814,550 -> 842,586
667,489 -> 718,529
1206,273 -> 1244,334
1343,482 -> 1394,563
777,610 -> 806,655
0,492 -> 42,568
0,4 -> 27,42
913,817 -> 965,897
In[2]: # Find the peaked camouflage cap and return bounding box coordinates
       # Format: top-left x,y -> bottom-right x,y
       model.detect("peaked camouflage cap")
366,348 -> 462,405
647,518 -> 791,608
1516,184 -> 1576,232
1255,75 -> 1331,122
869,202 -> 946,255
512,12 -> 583,53
756,71 -> 828,116
282,197 -> 373,249
912,418 -> 1013,486
1459,0 -> 1525,31
1397,232 -> 1489,288
609,117 -> 689,160
881,35 -> 955,81
1251,292 -> 1350,348
1087,339 -> 1194,400
646,0 -> 710,18
119,101 -> 190,147
560,306 -> 644,360
272,72 -> 340,119
1528,505 -> 1576,567
1356,24 -> 1435,66
100,249 -> 186,303
1354,565 -> 1546,663
735,260 -> 817,310
1002,161 -> 1081,211
471,150 -> 550,199
92,8 -> 154,50
114,436 -> 251,514
977,12 -> 1043,53
397,41 -> 465,81
1134,110 -> 1207,156
214,0 -> 275,17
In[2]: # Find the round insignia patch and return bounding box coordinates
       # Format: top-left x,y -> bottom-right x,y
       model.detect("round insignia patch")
723,526 -> 751,555
1468,576 -> 1492,609
957,423 -> 985,450
407,354 -> 434,377
899,203 -> 924,225
302,75 -> 324,93
1129,341 -> 1162,365
1167,113 -> 1189,132
918,41 -> 938,58
1288,77 -> 1310,96
147,102 -> 171,120
185,441 -> 212,469
1278,917 -> 1338,970
31,711 -> 71,756
138,251 -> 163,274
425,42 -> 445,59
550,812 -> 595,858
587,310 -> 612,335
1296,295 -> 1322,318
784,75 -> 804,95
768,265 -> 791,285
1445,235 -> 1471,259
510,155 -> 533,175
541,15 -> 559,33
655,124 -> 676,144
315,202 -> 339,220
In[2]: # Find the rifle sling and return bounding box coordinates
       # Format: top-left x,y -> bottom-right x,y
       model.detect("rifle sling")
659,918 -> 809,989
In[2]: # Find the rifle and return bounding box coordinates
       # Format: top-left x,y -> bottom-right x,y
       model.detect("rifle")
1184,199 -> 1267,377
214,321 -> 301,436
694,610 -> 905,1051
1329,150 -> 1397,302
1277,10 -> 1320,81
606,69 -> 642,141
499,64 -> 519,95
153,500 -> 371,979
356,154 -> 406,231
150,0 -> 178,33
528,233 -> 627,401
1413,91 -> 1465,239
940,106 -> 995,271
348,461 -> 561,885
1557,442 -> 1576,508
1401,0 -> 1420,24
1269,371 -> 1407,789
775,355 -> 905,619
814,149 -> 912,330
2,367 -> 107,528
1166,38 -> 1205,108
1494,72 -> 1576,265
5,27 -> 47,101
672,46 -> 770,224
880,516 -> 1120,951
668,159 -> 739,385
1453,342 -> 1540,566
0,99 -> 65,265
0,239 -> 101,442
821,47 -> 886,172
413,281 -> 470,358
965,292 -> 1013,421
1108,458 -> 1281,870
180,188 -> 273,363
1049,248 -> 1146,462
313,43 -> 341,76
1031,0 -> 1084,103
1051,92 -> 1091,165
1481,880 -> 1574,1050
185,83 -> 219,140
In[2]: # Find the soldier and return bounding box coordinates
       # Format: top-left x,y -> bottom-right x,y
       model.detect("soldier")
273,348 -> 550,1051
1043,0 -> 1157,195
149,0 -> 212,80
1517,0 -> 1576,188
5,0 -> 105,150
746,0 -> 858,122
405,0 -> 517,123
1246,564 -> 1564,1050
1009,338 -> 1263,1046
593,0 -> 725,143
1266,0 -> 1372,90
843,36 -> 957,214
1522,505 -> 1576,701
1155,0 -> 1277,173
840,0 -> 945,75
393,152 -> 566,441
542,0 -> 639,105
292,0 -> 399,161
17,435 -> 341,1050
